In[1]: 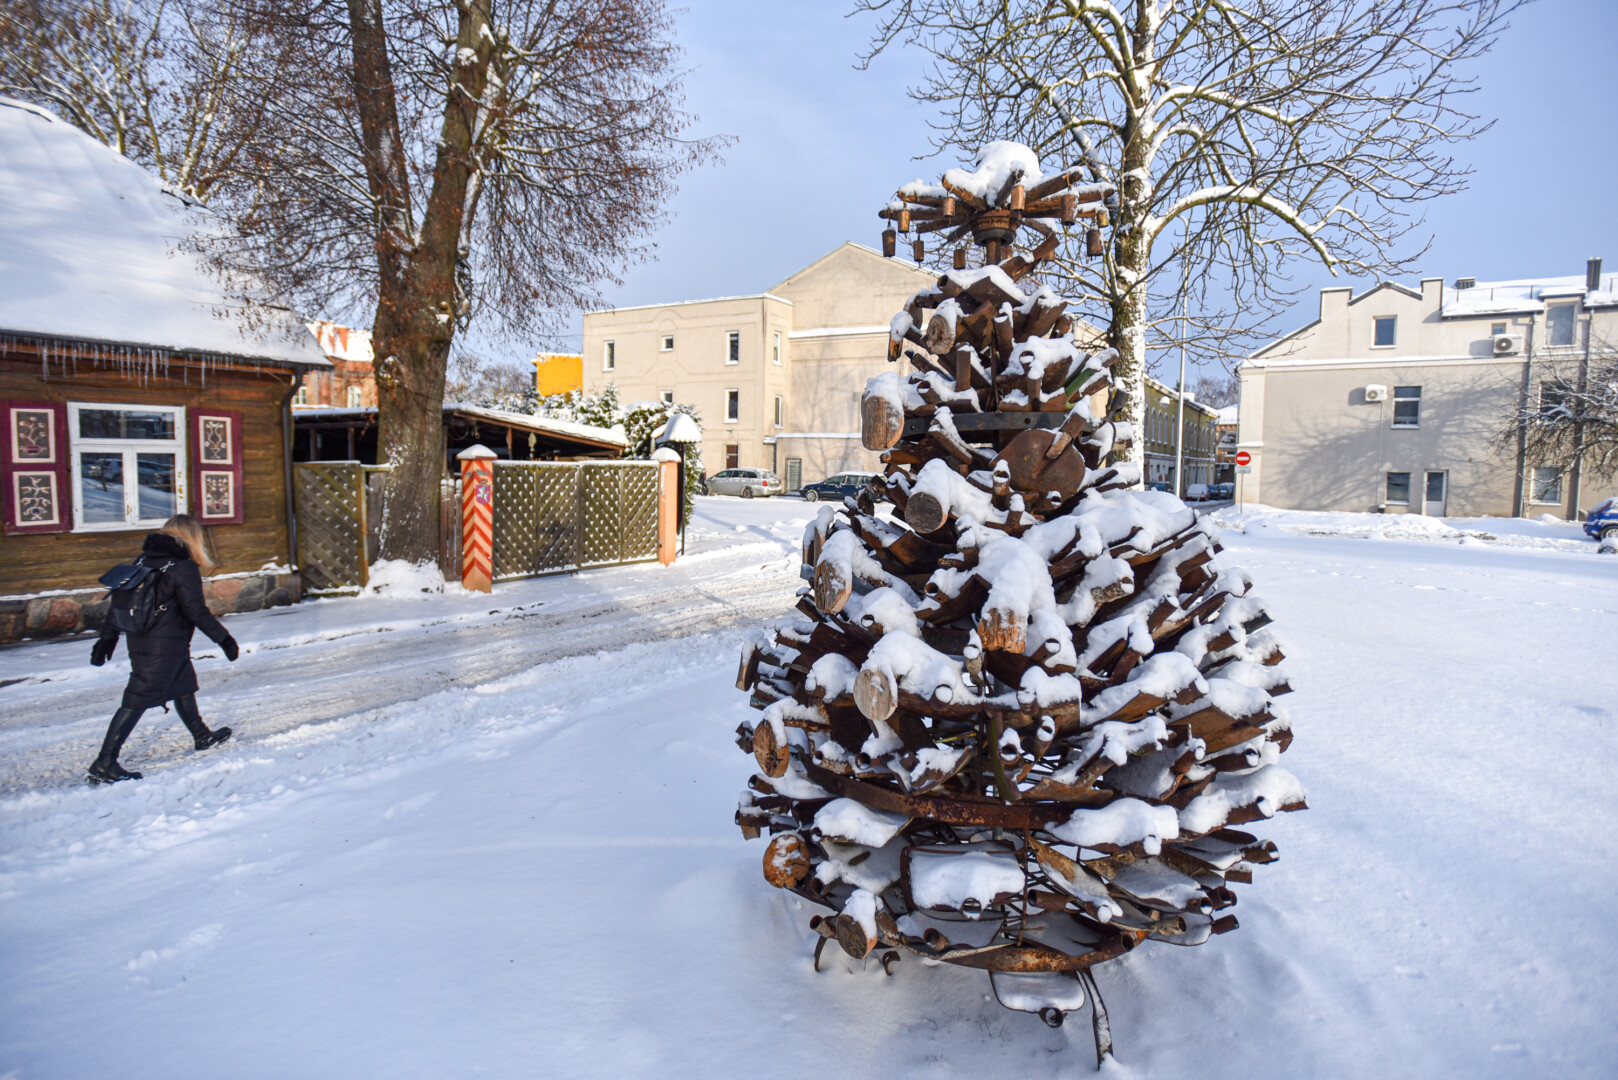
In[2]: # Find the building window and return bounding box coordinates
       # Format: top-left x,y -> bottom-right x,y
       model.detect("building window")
1491,322 -> 1507,335
726,331 -> 740,365
603,340 -> 616,371
1386,472 -> 1411,505
1546,303 -> 1576,348
293,384 -> 309,407
661,334 -> 674,352
725,388 -> 740,422
661,390 -> 674,404
725,444 -> 739,469
1392,385 -> 1421,428
68,402 -> 185,531
773,331 -> 782,366
774,395 -> 783,427
347,385 -> 363,408
1373,316 -> 1396,348
1530,466 -> 1563,504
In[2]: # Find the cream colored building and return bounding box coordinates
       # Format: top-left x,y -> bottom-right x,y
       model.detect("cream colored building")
1238,259 -> 1616,519
582,243 -> 935,488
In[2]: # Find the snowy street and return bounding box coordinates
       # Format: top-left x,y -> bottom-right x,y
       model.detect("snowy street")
1,498 -> 1615,1078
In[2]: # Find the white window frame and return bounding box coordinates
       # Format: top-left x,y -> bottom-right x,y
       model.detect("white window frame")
293,384 -> 309,407
1491,322 -> 1507,336
346,384 -> 363,408
1529,465 -> 1563,505
725,330 -> 740,366
660,390 -> 674,404
1372,315 -> 1397,349
1546,303 -> 1576,349
67,401 -> 187,533
772,331 -> 782,366
774,394 -> 783,427
603,340 -> 616,371
1391,385 -> 1421,429
1385,471 -> 1412,506
660,334 -> 674,352
725,388 -> 740,423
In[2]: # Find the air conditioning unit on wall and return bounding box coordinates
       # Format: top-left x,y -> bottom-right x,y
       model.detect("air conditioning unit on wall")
1364,384 -> 1387,402
1494,334 -> 1524,355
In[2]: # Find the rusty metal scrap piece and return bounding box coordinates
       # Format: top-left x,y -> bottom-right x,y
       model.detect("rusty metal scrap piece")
740,149 -> 1304,1057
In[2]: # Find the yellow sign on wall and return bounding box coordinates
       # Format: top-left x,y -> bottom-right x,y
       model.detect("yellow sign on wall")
533,353 -> 583,396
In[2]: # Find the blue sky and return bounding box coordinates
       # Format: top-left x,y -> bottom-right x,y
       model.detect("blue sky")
550,0 -> 1616,379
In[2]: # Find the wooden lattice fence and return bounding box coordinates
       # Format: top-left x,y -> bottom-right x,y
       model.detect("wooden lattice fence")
294,462 -> 367,591
492,461 -> 661,580
294,460 -> 659,590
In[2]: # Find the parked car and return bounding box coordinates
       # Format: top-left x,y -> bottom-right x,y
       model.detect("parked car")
703,467 -> 783,498
800,471 -> 878,502
1210,482 -> 1235,500
1585,496 -> 1618,541
1185,483 -> 1210,502
1144,481 -> 1173,493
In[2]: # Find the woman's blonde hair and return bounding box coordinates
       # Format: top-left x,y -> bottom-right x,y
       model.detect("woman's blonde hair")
161,514 -> 215,569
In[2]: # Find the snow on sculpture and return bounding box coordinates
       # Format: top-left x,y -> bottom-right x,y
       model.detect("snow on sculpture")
733,143 -> 1305,1063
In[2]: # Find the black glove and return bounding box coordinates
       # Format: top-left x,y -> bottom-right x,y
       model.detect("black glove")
91,638 -> 115,667
220,635 -> 240,662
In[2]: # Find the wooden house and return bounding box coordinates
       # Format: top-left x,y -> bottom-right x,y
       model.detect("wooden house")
0,99 -> 330,642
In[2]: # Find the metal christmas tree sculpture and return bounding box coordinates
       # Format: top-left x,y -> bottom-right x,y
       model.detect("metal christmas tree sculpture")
734,143 -> 1305,1062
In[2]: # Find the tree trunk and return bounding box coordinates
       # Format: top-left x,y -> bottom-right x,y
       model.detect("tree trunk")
348,0 -> 494,563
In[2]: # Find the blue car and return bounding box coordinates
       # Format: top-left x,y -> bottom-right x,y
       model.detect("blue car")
1584,496 -> 1617,541
800,471 -> 879,502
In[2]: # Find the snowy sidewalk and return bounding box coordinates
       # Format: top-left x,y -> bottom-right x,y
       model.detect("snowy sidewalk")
1,500 -> 1615,1078
0,497 -> 818,795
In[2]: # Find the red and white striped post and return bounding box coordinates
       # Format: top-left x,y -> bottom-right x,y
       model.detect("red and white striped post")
458,444 -> 497,593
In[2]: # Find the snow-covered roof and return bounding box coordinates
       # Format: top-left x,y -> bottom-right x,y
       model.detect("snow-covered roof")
1443,274 -> 1618,317
309,321 -> 373,364
295,403 -> 627,450
1216,404 -> 1238,426
0,99 -> 328,368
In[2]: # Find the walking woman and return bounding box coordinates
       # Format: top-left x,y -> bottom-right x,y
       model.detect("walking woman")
87,514 -> 240,783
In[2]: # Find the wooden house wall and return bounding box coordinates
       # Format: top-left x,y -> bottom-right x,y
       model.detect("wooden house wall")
0,350 -> 297,596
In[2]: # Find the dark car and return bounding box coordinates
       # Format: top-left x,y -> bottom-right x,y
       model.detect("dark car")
1585,496 -> 1617,541
800,471 -> 879,502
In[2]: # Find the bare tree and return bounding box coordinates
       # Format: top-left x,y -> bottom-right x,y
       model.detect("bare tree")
1193,372 -> 1237,409
860,0 -> 1519,470
1502,339 -> 1618,512
0,0 -> 287,200
209,0 -> 723,561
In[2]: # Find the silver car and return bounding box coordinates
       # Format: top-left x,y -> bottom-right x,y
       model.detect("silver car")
704,467 -> 783,498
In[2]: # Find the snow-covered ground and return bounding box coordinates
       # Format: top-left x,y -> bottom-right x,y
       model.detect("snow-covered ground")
1,496 -> 1614,1077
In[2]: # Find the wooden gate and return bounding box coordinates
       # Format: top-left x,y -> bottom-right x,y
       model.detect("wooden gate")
491,461 -> 660,581
294,462 -> 367,591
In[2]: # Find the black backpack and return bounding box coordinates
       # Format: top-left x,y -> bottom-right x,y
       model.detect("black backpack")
99,557 -> 175,634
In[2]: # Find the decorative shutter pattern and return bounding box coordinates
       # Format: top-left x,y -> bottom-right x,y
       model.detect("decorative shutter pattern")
2,400 -> 71,534
192,409 -> 245,525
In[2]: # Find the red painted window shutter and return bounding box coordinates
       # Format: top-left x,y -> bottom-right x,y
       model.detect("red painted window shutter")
2,400 -> 71,534
192,409 -> 245,525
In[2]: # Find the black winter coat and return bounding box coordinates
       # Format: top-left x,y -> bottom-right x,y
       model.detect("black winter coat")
98,533 -> 231,709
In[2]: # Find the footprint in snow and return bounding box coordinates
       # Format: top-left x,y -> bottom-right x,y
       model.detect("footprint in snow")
128,923 -> 224,989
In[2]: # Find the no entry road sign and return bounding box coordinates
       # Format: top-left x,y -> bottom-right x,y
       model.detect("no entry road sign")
1234,450 -> 1252,466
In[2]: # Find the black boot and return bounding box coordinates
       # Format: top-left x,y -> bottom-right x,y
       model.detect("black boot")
175,694 -> 231,751
88,706 -> 145,783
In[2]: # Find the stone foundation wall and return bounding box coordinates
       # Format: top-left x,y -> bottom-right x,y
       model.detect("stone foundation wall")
0,571 -> 302,646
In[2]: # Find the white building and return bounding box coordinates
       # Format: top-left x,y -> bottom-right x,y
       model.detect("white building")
1237,259 -> 1617,518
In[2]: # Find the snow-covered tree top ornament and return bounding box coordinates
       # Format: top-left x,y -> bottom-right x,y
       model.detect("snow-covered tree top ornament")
734,144 -> 1304,1066
879,140 -> 1115,268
